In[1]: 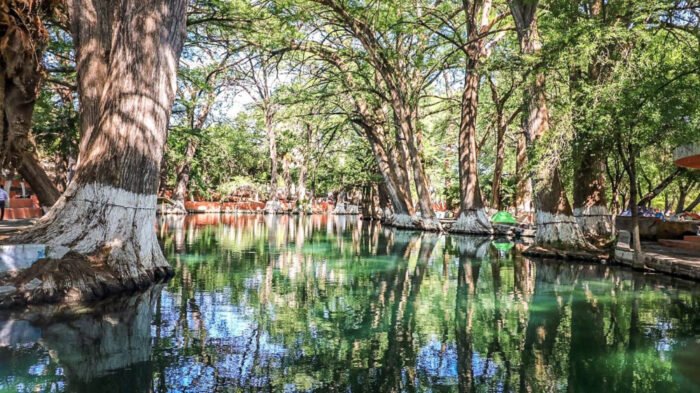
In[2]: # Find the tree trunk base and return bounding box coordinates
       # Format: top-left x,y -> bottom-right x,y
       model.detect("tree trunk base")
449,210 -> 493,235
573,206 -> 613,240
158,200 -> 187,215
0,183 -> 173,308
535,211 -> 591,250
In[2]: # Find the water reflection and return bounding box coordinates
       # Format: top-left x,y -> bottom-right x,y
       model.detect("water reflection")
1,214 -> 699,392
0,286 -> 161,392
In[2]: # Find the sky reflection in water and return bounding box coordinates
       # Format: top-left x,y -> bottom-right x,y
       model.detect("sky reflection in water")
1,214 -> 700,392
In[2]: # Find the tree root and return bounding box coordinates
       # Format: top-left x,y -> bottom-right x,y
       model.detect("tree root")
0,249 -> 173,309
523,244 -> 610,263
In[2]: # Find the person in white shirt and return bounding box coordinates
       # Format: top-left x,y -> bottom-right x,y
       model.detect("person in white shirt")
0,185 -> 8,221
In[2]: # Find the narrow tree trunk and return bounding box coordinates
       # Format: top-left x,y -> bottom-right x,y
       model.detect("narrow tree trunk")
676,185 -> 688,214
491,109 -> 507,211
452,66 -> 492,234
515,131 -> 533,217
684,193 -> 700,213
7,0 -> 187,307
627,148 -> 642,264
266,110 -> 278,199
171,137 -> 198,213
13,147 -> 61,208
637,168 -> 682,207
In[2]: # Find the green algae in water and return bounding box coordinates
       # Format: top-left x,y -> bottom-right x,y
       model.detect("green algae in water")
1,214 -> 699,392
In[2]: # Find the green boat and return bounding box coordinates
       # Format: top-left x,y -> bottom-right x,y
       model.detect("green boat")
491,211 -> 517,225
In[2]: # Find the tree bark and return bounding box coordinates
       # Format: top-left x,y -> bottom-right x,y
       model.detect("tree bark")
0,1 -> 61,209
171,137 -> 198,212
7,0 -> 187,306
515,130 -> 533,217
491,104 -> 507,212
266,107 -> 278,199
573,144 -> 612,239
511,0 -> 588,249
452,64 -> 492,234
13,147 -> 61,208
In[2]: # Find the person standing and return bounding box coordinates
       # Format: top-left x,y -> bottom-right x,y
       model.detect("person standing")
0,185 -> 8,221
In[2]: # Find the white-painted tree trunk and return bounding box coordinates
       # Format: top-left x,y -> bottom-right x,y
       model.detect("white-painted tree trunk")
573,206 -> 612,239
9,183 -> 170,300
449,209 -> 493,235
535,211 -> 589,249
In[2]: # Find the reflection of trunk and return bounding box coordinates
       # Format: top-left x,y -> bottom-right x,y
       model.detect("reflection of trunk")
172,137 -> 198,209
453,64 -> 492,234
520,262 -> 564,392
456,256 -> 478,392
9,0 -> 187,305
40,286 -> 161,392
567,278 -> 607,392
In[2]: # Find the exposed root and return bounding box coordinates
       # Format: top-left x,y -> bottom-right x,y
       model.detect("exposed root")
384,214 -> 443,231
449,209 -> 493,235
523,245 -> 609,263
0,248 -> 173,308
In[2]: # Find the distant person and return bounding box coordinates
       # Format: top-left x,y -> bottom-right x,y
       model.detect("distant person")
0,185 -> 8,221
654,209 -> 665,221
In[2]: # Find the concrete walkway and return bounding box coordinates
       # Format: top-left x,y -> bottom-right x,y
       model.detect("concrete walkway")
615,230 -> 700,280
638,242 -> 700,280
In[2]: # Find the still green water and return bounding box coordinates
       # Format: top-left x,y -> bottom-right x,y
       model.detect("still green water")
1,214 -> 700,392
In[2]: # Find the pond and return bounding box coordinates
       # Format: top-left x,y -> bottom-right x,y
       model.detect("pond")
1,214 -> 699,392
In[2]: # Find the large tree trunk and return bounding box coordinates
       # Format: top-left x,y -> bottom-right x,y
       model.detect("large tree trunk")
511,0 -> 588,249
363,124 -> 414,226
515,131 -> 533,217
452,66 -> 492,234
6,0 -> 187,306
573,146 -> 612,240
0,1 -> 61,209
391,103 -> 440,230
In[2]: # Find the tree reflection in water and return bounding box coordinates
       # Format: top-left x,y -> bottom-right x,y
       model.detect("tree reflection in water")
1,214 -> 700,392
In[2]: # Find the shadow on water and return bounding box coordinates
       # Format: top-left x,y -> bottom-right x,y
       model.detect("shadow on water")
1,214 -> 700,392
